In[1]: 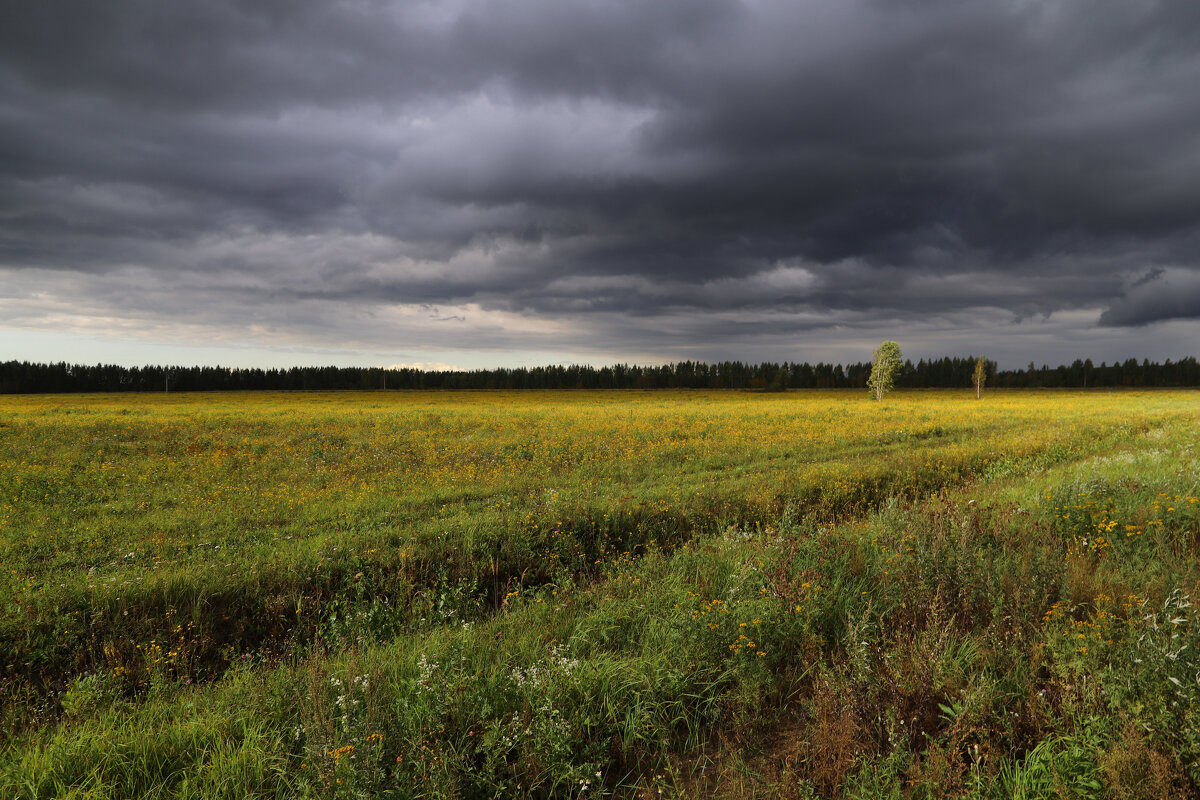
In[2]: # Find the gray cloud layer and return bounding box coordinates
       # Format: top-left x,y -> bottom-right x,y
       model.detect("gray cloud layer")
2,0 -> 1199,363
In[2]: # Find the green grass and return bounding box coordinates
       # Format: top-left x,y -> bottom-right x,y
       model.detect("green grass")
1,389 -> 1198,798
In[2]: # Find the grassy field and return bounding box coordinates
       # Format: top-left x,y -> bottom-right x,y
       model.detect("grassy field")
1,388 -> 1198,798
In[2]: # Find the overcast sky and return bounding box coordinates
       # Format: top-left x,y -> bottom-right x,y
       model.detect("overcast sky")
2,0 -> 1199,370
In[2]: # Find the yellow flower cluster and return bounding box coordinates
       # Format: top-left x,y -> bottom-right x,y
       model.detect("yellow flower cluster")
329,744 -> 355,761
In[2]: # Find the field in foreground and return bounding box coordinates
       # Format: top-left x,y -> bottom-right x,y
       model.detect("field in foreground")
1,389 -> 1198,798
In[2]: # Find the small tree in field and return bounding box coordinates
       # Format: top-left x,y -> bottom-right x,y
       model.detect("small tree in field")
973,355 -> 988,399
867,341 -> 902,401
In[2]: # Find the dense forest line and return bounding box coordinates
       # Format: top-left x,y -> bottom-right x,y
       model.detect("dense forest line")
2,355 -> 1198,393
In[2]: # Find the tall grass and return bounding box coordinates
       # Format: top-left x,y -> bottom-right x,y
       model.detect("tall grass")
2,389 -> 1197,797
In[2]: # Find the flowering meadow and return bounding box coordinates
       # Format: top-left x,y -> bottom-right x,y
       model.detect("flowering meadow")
1,389 -> 1198,798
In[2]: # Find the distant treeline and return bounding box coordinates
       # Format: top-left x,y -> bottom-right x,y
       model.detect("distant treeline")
2,356 -> 1198,394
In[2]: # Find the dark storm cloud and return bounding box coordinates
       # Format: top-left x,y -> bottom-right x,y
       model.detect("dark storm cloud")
2,0 -> 1199,360
1099,269 -> 1200,327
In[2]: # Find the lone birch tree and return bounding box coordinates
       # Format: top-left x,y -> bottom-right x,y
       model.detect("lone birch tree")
973,356 -> 988,399
867,341 -> 902,401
